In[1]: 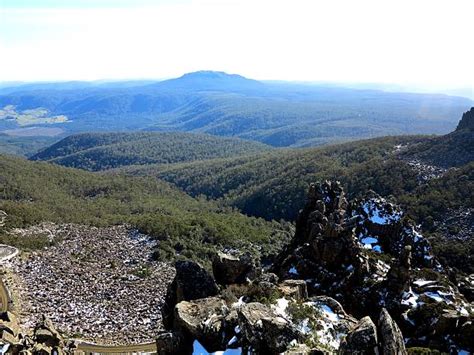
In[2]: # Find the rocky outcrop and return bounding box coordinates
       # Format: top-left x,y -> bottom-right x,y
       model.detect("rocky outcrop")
401,107 -> 474,168
456,107 -> 474,131
378,308 -> 407,355
162,260 -> 219,329
212,251 -> 259,285
339,316 -> 378,354
0,313 -> 74,355
338,309 -> 407,355
34,315 -> 65,349
238,302 -> 300,353
270,181 -> 473,353
174,296 -> 232,352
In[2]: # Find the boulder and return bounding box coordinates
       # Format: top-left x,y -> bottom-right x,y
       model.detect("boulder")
155,331 -> 192,355
278,280 -> 308,301
212,251 -> 258,285
339,316 -> 378,355
174,296 -> 230,352
0,311 -> 19,336
378,308 -> 407,355
162,260 -> 219,329
173,260 -> 219,302
238,302 -> 300,353
33,315 -> 63,348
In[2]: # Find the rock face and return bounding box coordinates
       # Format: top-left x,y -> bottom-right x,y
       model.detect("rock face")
238,302 -> 300,353
212,251 -> 258,285
2,180 -> 471,354
271,181 -> 472,353
174,297 -> 232,352
339,316 -> 378,355
162,260 -> 219,329
456,107 -> 474,130
378,308 -> 407,355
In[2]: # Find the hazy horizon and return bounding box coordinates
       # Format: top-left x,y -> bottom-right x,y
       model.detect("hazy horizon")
1,70 -> 473,101
1,0 -> 473,91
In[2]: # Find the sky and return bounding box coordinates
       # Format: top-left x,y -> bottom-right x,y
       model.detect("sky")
0,0 -> 473,90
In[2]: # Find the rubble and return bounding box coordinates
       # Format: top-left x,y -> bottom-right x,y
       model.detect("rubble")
7,224 -> 175,345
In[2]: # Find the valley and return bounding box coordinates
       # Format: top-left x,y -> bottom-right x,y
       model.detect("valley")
0,82 -> 472,354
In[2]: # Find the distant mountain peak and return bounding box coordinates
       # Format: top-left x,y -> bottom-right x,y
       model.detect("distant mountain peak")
155,70 -> 264,92
179,70 -> 247,80
456,107 -> 474,130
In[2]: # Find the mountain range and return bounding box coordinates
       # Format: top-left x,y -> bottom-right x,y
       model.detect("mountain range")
0,71 -> 472,150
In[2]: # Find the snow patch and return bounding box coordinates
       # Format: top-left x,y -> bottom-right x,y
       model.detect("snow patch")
272,298 -> 289,317
232,296 -> 245,308
401,288 -> 420,308
413,280 -> 436,287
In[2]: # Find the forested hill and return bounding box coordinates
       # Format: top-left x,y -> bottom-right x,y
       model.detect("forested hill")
1,71 -> 472,148
122,136 -> 429,221
0,154 -> 290,265
400,107 -> 474,167
118,112 -> 474,273
30,132 -> 272,171
122,109 -> 474,224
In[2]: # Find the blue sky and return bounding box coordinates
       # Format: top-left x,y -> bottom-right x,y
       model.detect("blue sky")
1,0 -> 473,90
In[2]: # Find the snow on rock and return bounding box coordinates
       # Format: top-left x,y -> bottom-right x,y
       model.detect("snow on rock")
401,288 -> 420,308
292,301 -> 352,351
361,198 -> 403,225
413,279 -> 436,287
271,298 -> 289,318
232,296 -> 246,309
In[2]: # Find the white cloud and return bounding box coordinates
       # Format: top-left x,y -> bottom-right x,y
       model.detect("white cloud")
0,0 -> 473,88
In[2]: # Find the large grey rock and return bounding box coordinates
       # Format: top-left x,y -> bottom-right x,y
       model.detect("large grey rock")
339,316 -> 378,355
238,302 -> 300,353
162,260 -> 219,329
212,251 -> 258,285
378,308 -> 407,355
278,280 -> 308,301
174,296 -> 228,352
